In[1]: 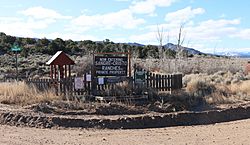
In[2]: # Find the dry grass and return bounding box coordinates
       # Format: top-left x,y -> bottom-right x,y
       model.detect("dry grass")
231,80 -> 250,95
134,57 -> 247,74
0,82 -> 61,106
184,72 -> 250,105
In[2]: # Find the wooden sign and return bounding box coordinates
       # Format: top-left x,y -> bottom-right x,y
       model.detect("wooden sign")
94,56 -> 128,76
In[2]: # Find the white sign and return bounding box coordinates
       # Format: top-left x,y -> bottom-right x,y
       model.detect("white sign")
74,77 -> 84,89
86,74 -> 91,82
98,77 -> 104,85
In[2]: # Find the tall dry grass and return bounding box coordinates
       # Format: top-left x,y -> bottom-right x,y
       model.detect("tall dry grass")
134,57 -> 247,74
184,72 -> 250,105
0,82 -> 61,106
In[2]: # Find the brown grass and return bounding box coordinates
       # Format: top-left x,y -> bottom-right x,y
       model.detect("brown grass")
0,82 -> 61,106
184,72 -> 250,105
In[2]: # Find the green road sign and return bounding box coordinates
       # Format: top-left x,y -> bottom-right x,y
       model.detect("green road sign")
11,45 -> 21,51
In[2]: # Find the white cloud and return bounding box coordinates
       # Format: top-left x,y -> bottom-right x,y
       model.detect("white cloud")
231,29 -> 250,40
20,6 -> 72,19
129,32 -> 158,45
0,16 -> 56,37
129,17 -> 242,51
130,0 -> 176,15
184,19 -> 240,41
70,9 -> 145,31
165,6 -> 205,25
38,32 -> 99,41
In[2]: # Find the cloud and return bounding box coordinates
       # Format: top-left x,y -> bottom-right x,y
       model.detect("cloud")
0,17 -> 56,37
37,32 -> 99,41
165,6 -> 205,25
231,29 -> 250,40
70,9 -> 145,32
183,19 -> 239,41
0,6 -> 73,37
130,0 -> 176,15
129,31 -> 158,44
129,17 -> 242,49
20,6 -> 72,19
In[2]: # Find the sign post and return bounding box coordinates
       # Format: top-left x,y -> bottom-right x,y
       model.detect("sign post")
11,45 -> 21,81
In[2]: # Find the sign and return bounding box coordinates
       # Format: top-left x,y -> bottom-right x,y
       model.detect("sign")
98,77 -> 104,85
11,45 -> 21,51
135,71 -> 146,83
74,77 -> 84,89
86,74 -> 92,82
94,56 -> 128,76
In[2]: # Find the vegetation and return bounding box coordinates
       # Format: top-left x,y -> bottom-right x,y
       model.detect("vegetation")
0,32 -> 181,59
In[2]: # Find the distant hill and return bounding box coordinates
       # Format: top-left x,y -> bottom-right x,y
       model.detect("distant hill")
125,42 -> 205,55
163,43 -> 204,55
126,42 -> 145,47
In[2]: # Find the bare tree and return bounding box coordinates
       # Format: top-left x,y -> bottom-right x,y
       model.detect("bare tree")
156,25 -> 165,60
174,23 -> 187,73
176,23 -> 187,59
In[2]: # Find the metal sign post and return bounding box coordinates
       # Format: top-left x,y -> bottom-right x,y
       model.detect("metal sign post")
11,45 -> 21,81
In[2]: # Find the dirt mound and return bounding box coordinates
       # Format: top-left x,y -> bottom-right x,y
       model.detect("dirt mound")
1,103 -> 250,129
27,101 -> 145,116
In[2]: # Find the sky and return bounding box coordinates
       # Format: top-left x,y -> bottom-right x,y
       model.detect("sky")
0,0 -> 250,53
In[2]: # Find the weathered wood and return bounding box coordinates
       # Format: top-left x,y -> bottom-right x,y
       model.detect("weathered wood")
26,71 -> 183,97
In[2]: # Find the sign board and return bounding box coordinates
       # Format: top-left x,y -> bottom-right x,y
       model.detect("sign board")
74,77 -> 84,89
98,77 -> 104,85
135,71 -> 146,83
86,74 -> 92,82
11,45 -> 21,51
94,56 -> 128,76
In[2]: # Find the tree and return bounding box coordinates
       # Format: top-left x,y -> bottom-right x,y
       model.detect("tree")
65,39 -> 80,54
156,25 -> 165,59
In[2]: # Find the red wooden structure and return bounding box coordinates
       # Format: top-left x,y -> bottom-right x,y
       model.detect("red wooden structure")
46,51 -> 75,80
245,61 -> 250,75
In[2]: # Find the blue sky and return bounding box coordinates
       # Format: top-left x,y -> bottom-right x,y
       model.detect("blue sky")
0,0 -> 250,53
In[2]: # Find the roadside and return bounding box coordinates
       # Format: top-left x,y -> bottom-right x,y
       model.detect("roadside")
0,118 -> 249,145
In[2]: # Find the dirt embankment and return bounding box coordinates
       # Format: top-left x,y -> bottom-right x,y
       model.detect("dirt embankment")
0,102 -> 250,129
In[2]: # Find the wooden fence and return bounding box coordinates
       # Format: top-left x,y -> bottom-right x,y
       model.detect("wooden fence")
146,73 -> 182,91
26,73 -> 182,97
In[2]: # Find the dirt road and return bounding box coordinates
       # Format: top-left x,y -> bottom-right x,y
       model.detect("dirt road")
0,119 -> 249,145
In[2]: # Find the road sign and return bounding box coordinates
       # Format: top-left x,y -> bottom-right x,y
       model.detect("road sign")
11,45 -> 21,51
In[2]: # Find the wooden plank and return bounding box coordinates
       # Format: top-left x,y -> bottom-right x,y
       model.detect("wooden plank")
168,75 -> 171,91
156,74 -> 160,90
146,71 -> 150,89
159,74 -> 162,91
152,73 -> 156,89
163,75 -> 166,91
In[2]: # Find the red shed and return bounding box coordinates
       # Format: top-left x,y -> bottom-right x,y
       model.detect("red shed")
46,51 -> 75,80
